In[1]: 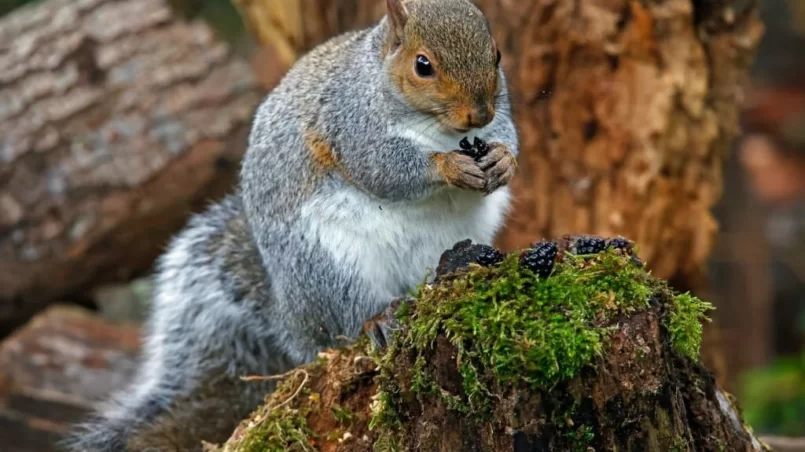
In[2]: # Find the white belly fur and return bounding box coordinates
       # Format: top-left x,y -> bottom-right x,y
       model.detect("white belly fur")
300,186 -> 511,303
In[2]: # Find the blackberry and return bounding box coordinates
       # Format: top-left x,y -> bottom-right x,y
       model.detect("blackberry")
473,137 -> 489,154
457,136 -> 491,161
475,245 -> 504,267
520,240 -> 558,278
606,237 -> 631,251
459,137 -> 472,150
605,237 -> 643,267
573,236 -> 606,255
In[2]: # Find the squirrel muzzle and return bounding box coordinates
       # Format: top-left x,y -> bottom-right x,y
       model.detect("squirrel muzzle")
451,102 -> 495,132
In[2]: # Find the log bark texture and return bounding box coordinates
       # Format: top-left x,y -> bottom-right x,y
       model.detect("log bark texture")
0,305 -> 140,452
233,0 -> 762,292
0,0 -> 264,334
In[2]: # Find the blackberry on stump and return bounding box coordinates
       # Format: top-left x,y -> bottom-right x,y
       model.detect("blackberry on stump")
519,240 -> 558,278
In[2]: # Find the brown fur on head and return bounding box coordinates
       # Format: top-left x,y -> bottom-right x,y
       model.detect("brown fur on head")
383,0 -> 501,132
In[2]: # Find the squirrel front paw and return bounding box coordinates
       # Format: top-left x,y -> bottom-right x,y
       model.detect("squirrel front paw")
478,142 -> 516,194
430,151 -> 486,191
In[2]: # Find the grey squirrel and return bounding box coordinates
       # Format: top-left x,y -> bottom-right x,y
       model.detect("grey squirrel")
63,0 -> 518,450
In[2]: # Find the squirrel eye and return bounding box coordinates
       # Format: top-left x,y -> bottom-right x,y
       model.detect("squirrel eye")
495,49 -> 501,66
415,55 -> 435,78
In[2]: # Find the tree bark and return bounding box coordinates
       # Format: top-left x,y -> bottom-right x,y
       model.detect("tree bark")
0,0 -> 265,335
213,238 -> 767,452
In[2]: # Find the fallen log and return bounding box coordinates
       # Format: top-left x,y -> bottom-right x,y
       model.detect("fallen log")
0,0 -> 264,335
0,305 -> 140,452
211,236 -> 767,452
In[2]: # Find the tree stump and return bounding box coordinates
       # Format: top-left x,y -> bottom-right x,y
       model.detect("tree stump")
213,237 -> 767,452
0,0 -> 264,335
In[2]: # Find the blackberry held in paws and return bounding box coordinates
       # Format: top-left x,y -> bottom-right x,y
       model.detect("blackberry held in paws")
458,136 -> 491,161
63,0 -> 518,450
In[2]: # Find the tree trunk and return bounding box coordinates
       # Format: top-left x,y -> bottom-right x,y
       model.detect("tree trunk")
213,237 -> 767,452
0,0 -> 265,335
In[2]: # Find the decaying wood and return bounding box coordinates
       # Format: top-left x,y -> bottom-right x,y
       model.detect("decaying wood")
0,305 -> 140,452
0,0 -> 265,335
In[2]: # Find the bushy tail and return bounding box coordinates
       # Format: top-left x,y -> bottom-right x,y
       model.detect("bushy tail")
61,373 -> 275,451
60,383 -> 171,452
61,418 -> 130,452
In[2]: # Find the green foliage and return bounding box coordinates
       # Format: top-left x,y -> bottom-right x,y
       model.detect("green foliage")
739,350 -> 805,436
665,292 -> 714,359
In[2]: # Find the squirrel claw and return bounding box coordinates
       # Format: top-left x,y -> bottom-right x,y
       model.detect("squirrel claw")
363,296 -> 410,349
481,143 -> 516,193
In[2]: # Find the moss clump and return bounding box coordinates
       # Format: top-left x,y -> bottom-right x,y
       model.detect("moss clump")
234,405 -> 315,452
330,404 -> 355,426
373,246 -> 714,439
666,292 -> 714,359
405,251 -> 653,406
564,424 -> 595,452
229,372 -> 316,452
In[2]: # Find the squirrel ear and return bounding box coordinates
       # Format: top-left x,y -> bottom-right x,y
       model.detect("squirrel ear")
386,0 -> 408,48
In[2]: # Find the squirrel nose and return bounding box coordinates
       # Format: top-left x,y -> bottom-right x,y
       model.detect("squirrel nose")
467,106 -> 493,129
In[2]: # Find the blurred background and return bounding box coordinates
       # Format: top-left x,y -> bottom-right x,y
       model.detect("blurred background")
0,0 -> 803,450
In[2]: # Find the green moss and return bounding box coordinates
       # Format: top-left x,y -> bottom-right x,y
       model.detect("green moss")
234,405 -> 315,452
369,247 -> 714,445
330,404 -> 355,426
370,389 -> 403,452
230,366 -> 320,452
564,424 -> 595,451
665,292 -> 714,359
406,251 -> 653,405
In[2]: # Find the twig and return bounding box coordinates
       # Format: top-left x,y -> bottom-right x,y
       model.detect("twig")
239,368 -> 298,382
246,369 -> 311,431
269,369 -> 310,411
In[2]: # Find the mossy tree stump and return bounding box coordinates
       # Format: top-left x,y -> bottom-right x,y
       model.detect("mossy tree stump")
212,237 -> 766,452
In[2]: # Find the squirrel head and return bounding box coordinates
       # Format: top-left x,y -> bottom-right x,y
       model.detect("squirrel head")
382,0 -> 501,133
